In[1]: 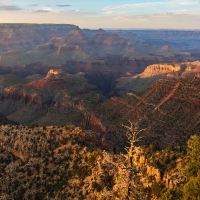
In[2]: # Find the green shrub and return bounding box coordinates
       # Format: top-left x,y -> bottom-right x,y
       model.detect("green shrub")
160,188 -> 182,200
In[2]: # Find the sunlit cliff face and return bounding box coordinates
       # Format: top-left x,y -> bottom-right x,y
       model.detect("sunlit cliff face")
46,69 -> 64,79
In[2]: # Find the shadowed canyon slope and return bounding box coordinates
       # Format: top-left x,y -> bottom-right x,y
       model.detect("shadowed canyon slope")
0,69 -> 106,132
0,68 -> 199,148
94,76 -> 200,148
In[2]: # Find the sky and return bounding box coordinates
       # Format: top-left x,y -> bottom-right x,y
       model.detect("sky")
0,0 -> 200,29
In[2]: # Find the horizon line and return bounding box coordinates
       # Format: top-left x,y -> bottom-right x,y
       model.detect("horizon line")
0,23 -> 200,31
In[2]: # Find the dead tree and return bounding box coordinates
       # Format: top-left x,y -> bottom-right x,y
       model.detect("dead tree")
99,120 -> 146,199
122,119 -> 146,200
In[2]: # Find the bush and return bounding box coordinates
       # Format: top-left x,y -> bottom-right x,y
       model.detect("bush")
183,172 -> 200,200
161,188 -> 182,200
185,135 -> 200,177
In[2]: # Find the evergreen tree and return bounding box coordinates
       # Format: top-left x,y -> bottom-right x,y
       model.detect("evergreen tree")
185,135 -> 200,177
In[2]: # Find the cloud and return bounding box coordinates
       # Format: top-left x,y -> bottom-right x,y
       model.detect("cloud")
168,9 -> 200,15
113,9 -> 200,22
62,9 -> 97,16
103,10 -> 113,15
31,7 -> 59,13
56,4 -> 72,7
0,4 -> 21,11
33,9 -> 50,13
29,4 -> 38,7
103,0 -> 199,15
0,0 -> 12,2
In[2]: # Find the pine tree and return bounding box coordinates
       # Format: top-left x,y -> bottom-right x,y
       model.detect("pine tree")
185,135 -> 200,177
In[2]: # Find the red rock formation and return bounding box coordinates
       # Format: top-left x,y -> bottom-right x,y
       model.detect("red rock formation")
52,26 -> 92,46
2,88 -> 43,105
26,79 -> 70,90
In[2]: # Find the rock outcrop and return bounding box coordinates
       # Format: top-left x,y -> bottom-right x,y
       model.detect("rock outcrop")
114,61 -> 200,94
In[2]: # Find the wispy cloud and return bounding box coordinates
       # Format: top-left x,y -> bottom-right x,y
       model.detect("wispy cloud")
62,9 -> 97,16
56,4 -> 72,7
113,9 -> 200,22
0,4 -> 21,10
33,9 -> 50,13
31,7 -> 60,13
168,9 -> 200,15
103,0 -> 199,15
29,4 -> 38,7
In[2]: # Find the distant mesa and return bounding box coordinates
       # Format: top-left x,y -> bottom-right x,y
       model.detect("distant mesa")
0,24 -> 196,74
98,28 -> 105,32
0,24 -> 76,49
112,31 -> 139,42
68,26 -> 85,36
161,45 -> 172,51
93,33 -> 126,46
57,26 -> 92,46
95,28 -> 107,35
82,28 -> 106,37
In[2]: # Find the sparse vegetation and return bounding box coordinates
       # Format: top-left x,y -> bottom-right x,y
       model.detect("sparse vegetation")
0,118 -> 199,199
